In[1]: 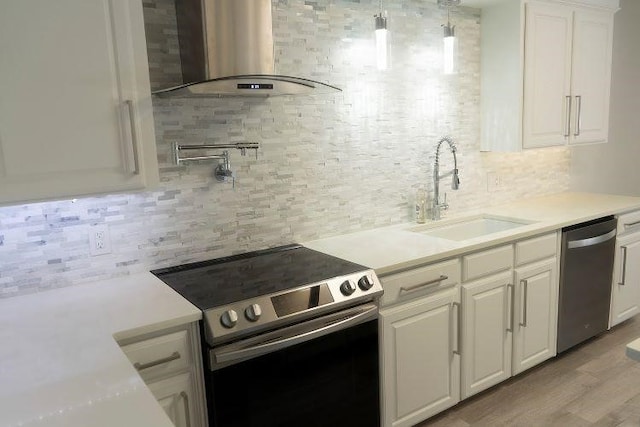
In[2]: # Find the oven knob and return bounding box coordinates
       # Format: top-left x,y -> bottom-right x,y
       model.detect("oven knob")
220,309 -> 238,329
358,275 -> 374,291
245,304 -> 262,322
340,280 -> 357,296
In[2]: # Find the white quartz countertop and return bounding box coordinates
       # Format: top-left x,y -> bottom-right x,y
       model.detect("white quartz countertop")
0,273 -> 201,427
304,192 -> 640,275
4,191 -> 640,427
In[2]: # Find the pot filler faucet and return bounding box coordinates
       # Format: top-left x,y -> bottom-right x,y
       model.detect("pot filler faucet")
432,136 -> 460,220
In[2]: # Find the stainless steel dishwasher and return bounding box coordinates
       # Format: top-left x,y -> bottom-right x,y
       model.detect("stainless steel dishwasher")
557,216 -> 617,353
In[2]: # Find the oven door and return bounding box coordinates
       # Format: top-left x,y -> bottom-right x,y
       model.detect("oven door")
205,304 -> 380,427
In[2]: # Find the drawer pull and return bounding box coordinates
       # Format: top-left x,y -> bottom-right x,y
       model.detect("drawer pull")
133,351 -> 181,371
400,275 -> 449,294
624,220 -> 640,229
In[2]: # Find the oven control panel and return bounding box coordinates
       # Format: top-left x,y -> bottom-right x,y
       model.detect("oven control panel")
204,269 -> 383,343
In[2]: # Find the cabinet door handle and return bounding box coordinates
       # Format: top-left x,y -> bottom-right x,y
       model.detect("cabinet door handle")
452,302 -> 461,356
133,351 -> 181,371
564,95 -> 572,138
125,99 -> 141,175
574,95 -> 582,137
400,275 -> 448,294
619,246 -> 628,286
520,280 -> 528,327
180,391 -> 192,427
506,283 -> 514,332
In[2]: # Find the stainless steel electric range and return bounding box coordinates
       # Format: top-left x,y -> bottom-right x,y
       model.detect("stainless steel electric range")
152,244 -> 383,427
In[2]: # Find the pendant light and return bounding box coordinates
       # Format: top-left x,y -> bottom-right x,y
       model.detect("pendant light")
439,0 -> 460,75
374,1 -> 389,71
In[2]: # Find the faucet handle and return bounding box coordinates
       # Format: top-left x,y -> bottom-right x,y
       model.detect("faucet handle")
443,193 -> 449,210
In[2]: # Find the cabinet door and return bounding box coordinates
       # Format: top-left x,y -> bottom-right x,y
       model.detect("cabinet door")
461,271 -> 512,399
0,1 -> 158,205
513,258 -> 558,375
569,9 -> 614,145
610,233 -> 640,327
522,2 -> 573,149
381,287 -> 460,427
148,372 -> 196,427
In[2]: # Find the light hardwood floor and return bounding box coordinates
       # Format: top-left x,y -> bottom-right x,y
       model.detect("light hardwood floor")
417,317 -> 640,427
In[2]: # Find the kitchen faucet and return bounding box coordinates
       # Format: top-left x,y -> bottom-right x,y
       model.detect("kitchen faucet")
432,136 -> 460,220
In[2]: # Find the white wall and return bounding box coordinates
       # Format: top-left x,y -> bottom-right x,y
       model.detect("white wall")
570,0 -> 640,194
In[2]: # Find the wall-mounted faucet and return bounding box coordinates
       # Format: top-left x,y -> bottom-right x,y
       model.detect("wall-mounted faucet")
172,142 -> 259,188
432,136 -> 460,220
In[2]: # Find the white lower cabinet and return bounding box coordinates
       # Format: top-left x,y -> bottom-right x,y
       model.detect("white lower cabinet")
148,372 -> 195,427
380,286 -> 460,427
461,271 -> 513,399
610,230 -> 640,326
380,232 -> 560,426
513,258 -> 558,375
119,322 -> 208,427
460,238 -> 559,398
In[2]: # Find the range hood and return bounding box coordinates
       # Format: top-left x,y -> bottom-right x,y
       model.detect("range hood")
153,0 -> 341,97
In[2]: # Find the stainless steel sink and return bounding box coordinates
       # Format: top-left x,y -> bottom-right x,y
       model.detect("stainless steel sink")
410,215 -> 534,241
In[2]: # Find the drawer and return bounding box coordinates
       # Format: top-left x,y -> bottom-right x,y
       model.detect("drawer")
121,330 -> 192,381
618,210 -> 640,235
515,232 -> 558,266
380,258 -> 460,307
462,244 -> 513,282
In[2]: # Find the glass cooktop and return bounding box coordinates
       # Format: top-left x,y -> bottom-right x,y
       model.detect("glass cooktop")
152,244 -> 368,310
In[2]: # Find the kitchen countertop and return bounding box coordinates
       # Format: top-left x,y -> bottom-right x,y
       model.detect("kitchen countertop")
0,273 -> 201,427
4,191 -> 640,427
304,192 -> 640,276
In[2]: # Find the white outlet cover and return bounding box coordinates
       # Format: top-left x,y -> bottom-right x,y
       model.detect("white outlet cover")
487,172 -> 501,193
89,225 -> 112,256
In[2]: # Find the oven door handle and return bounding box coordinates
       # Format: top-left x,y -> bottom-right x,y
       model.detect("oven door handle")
212,304 -> 378,366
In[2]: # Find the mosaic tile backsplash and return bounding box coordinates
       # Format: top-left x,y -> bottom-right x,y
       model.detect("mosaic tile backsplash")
0,0 -> 570,298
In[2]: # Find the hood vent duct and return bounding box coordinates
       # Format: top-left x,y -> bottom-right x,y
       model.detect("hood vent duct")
153,0 -> 341,97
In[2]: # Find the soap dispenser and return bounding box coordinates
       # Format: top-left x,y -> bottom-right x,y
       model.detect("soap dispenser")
415,187 -> 427,224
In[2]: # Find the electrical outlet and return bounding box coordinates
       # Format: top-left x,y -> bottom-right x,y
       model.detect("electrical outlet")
487,172 -> 503,192
89,225 -> 111,256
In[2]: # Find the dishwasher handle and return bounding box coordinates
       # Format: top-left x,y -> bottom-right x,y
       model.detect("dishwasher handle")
566,229 -> 616,249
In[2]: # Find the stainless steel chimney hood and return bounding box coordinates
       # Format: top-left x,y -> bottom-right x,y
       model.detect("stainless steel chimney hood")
153,0 -> 341,97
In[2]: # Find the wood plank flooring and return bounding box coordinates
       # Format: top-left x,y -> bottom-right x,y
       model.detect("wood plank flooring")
416,317 -> 640,427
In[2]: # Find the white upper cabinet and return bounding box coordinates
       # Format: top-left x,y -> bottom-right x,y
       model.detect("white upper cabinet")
0,0 -> 159,205
570,9 -> 615,145
522,3 -> 574,148
480,0 -> 618,152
